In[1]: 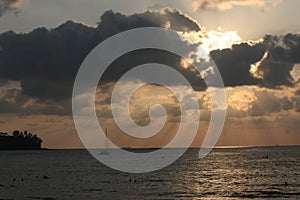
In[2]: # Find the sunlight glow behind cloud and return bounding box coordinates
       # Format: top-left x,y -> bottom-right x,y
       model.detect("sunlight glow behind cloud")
179,27 -> 242,53
202,28 -> 242,52
192,0 -> 282,11
250,51 -> 268,79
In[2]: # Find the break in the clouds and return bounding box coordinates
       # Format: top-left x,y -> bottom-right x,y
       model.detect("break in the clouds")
192,0 -> 281,11
0,0 -> 25,16
0,8 -> 300,116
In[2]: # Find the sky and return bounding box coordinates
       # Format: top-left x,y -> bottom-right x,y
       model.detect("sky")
0,0 -> 300,148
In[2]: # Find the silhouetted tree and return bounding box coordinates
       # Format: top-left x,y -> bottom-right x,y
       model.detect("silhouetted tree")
1,130 -> 43,150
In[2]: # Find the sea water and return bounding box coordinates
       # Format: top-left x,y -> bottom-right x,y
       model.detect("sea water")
0,146 -> 299,199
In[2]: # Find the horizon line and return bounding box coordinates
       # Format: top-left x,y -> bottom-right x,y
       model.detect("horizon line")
42,144 -> 300,150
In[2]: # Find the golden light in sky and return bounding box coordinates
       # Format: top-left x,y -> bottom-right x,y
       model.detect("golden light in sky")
250,51 -> 268,79
192,0 -> 280,11
201,28 -> 242,52
180,27 -> 242,56
0,1 -> 299,150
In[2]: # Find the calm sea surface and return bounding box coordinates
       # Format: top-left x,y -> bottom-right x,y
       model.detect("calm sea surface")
0,147 -> 299,200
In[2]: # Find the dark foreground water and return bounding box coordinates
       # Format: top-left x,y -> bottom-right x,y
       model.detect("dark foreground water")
0,147 -> 299,200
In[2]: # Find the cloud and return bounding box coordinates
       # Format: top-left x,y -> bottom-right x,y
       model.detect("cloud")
210,33 -> 300,88
252,34 -> 300,87
0,9 -> 204,116
196,85 -> 300,120
226,86 -> 299,118
210,42 -> 266,86
0,21 -> 96,101
0,80 -> 71,115
97,9 -> 200,40
192,0 -> 281,11
0,9 -> 201,101
0,8 -> 300,117
0,0 -> 25,16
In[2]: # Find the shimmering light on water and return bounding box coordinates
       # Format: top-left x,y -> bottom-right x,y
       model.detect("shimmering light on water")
0,146 -> 299,199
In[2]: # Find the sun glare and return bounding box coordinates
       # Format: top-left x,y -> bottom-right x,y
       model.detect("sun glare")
201,28 -> 242,52
178,27 -> 242,66
180,27 -> 242,54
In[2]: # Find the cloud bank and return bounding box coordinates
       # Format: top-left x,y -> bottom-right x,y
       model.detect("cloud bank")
0,8 -> 299,117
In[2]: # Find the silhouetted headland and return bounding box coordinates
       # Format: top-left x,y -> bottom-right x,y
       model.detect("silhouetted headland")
0,130 -> 42,150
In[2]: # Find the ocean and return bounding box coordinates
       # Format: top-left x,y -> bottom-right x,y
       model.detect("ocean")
0,146 -> 299,200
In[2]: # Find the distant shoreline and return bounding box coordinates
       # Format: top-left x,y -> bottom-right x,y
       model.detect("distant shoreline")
0,148 -> 49,151
0,131 -> 43,151
18,145 -> 299,151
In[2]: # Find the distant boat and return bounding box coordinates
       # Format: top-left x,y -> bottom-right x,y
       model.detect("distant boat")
100,128 -> 109,155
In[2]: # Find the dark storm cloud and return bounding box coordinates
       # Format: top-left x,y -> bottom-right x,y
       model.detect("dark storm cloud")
99,49 -> 206,91
210,33 -> 300,88
1,8 -> 300,116
0,9 -> 200,102
0,0 -> 24,16
0,9 -> 204,116
210,43 -> 266,87
257,34 -> 300,87
0,21 -> 97,101
97,9 -> 200,40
